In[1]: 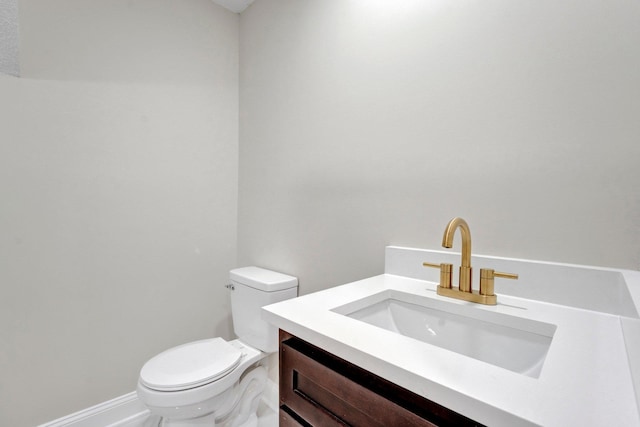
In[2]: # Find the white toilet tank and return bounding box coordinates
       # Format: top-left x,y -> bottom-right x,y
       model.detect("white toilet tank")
229,267 -> 298,353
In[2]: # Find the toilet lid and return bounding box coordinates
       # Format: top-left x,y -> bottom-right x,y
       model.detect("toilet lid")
140,338 -> 242,392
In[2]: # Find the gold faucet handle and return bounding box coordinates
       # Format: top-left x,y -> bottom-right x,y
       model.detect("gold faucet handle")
423,262 -> 453,289
479,269 -> 518,296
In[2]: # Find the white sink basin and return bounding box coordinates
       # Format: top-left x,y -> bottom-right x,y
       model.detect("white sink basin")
333,290 -> 556,378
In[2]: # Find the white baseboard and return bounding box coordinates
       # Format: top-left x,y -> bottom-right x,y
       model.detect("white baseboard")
37,392 -> 149,427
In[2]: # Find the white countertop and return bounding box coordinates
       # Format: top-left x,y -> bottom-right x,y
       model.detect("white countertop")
262,250 -> 640,426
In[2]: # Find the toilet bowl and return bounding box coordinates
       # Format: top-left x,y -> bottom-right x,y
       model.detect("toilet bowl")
137,339 -> 266,426
136,267 -> 298,426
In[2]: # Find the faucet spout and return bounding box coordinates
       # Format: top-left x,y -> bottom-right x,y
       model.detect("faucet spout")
442,217 -> 472,292
442,217 -> 471,267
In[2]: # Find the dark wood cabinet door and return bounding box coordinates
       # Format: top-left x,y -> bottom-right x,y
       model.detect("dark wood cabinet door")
279,330 -> 483,427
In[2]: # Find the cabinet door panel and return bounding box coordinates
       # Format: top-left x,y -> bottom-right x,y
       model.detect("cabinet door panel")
281,334 -> 436,426
279,330 -> 484,427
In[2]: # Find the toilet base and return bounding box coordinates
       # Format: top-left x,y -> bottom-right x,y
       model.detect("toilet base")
212,365 -> 267,427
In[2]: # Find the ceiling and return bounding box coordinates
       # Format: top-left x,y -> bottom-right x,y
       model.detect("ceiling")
211,0 -> 255,13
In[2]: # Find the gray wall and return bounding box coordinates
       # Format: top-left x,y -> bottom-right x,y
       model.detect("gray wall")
238,0 -> 640,296
0,0 -> 19,76
2,0 -> 640,425
0,1 -> 238,425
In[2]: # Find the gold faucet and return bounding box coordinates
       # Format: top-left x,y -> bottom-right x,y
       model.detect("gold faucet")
442,217 -> 473,292
423,217 -> 518,305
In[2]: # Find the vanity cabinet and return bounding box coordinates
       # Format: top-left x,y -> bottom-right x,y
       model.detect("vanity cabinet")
279,330 -> 483,427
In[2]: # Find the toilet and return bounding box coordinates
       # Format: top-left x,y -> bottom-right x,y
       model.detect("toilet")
136,267 -> 298,426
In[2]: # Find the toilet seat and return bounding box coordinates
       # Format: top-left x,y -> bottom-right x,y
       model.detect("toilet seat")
140,338 -> 242,392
